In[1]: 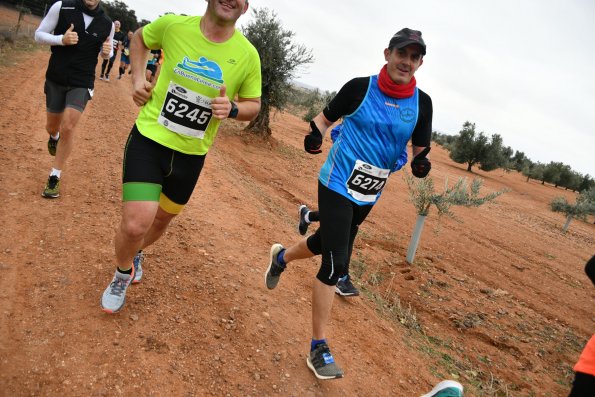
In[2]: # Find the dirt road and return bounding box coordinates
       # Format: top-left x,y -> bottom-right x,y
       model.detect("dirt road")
0,49 -> 593,396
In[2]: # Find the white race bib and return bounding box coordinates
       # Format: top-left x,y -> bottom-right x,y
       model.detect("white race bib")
158,82 -> 213,138
346,160 -> 389,202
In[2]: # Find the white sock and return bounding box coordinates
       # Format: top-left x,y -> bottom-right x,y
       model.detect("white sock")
50,168 -> 61,178
50,132 -> 60,140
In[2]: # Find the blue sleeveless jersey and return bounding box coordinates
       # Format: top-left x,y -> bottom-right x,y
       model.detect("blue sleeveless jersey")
319,75 -> 419,205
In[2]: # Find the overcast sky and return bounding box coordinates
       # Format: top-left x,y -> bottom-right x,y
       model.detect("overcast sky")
120,0 -> 594,177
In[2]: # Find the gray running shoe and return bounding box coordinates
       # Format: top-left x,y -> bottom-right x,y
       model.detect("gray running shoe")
306,343 -> 344,380
264,244 -> 285,290
41,175 -> 60,199
132,251 -> 144,284
101,269 -> 135,313
420,380 -> 464,397
298,205 -> 310,235
335,275 -> 360,297
47,136 -> 59,156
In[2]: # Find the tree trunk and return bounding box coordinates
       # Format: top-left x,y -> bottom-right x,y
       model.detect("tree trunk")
526,176 -> 530,182
406,215 -> 427,264
467,163 -> 472,172
245,102 -> 271,136
562,214 -> 572,233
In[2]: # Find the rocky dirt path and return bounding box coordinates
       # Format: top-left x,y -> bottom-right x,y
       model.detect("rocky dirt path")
0,49 -> 593,396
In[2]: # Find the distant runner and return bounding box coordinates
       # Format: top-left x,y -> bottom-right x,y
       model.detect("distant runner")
99,20 -> 124,81
145,49 -> 161,83
117,30 -> 133,79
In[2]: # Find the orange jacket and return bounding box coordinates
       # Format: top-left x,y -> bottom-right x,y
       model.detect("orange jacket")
574,335 -> 595,377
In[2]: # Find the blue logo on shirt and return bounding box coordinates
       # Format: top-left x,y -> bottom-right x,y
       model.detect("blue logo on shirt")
400,108 -> 416,123
177,56 -> 224,83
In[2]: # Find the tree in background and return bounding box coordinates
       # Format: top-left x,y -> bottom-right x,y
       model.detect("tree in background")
102,0 -> 139,32
542,161 -> 564,187
522,161 -> 545,183
550,187 -> 595,232
500,145 -> 514,172
510,150 -> 530,172
431,131 -> 457,150
301,88 -> 335,122
557,164 -> 581,191
477,133 -> 507,172
578,174 -> 595,192
448,121 -> 508,172
242,7 -> 313,135
2,0 -> 48,17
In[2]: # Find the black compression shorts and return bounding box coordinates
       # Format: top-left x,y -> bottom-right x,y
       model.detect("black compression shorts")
122,125 -> 206,214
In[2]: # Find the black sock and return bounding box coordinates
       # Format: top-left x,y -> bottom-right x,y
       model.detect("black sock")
117,267 -> 132,274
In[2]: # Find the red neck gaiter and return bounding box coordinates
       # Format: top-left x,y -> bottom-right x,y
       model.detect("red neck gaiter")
377,64 -> 416,98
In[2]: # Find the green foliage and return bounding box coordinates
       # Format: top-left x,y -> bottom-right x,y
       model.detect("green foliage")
551,187 -> 595,221
448,121 -> 509,172
102,0 -> 139,32
432,131 -> 457,150
578,174 -> 595,192
511,150 -> 531,172
3,0 -> 47,17
522,162 -> 545,182
478,133 -> 506,172
542,161 -> 564,187
405,173 -> 507,217
242,7 -> 313,135
284,85 -> 336,121
302,105 -> 318,122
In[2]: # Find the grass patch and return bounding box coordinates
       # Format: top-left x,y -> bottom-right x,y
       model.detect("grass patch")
0,36 -> 39,66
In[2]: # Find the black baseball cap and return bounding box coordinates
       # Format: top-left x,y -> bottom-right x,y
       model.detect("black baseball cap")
388,28 -> 426,55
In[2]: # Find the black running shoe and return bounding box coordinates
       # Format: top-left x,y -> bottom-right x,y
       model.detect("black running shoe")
47,136 -> 59,156
298,205 -> 310,235
264,244 -> 285,289
306,343 -> 344,380
41,175 -> 60,198
335,275 -> 360,297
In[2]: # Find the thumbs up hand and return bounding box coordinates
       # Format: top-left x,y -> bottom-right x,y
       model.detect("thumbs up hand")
211,85 -> 232,120
101,36 -> 112,57
62,24 -> 78,45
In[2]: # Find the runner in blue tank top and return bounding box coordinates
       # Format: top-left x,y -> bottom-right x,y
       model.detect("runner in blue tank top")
264,28 -> 433,380
297,123 -> 409,297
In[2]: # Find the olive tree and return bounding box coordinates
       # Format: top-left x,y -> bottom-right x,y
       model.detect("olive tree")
242,8 -> 313,135
405,173 -> 507,263
550,187 -> 595,232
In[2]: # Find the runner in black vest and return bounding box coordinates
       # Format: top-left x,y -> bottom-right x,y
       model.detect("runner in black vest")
35,0 -> 114,198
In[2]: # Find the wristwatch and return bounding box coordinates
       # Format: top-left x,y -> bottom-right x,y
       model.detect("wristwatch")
228,101 -> 239,119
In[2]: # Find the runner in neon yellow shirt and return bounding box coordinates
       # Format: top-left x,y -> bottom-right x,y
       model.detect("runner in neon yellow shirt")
137,13 -> 261,154
101,0 -> 261,314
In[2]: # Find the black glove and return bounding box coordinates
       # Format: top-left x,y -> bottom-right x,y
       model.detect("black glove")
411,147 -> 431,178
304,120 -> 323,154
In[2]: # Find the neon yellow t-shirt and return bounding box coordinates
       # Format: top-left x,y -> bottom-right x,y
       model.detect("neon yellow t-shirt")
136,15 -> 261,155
